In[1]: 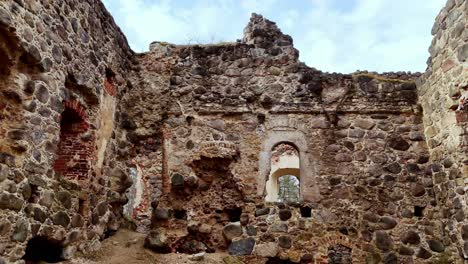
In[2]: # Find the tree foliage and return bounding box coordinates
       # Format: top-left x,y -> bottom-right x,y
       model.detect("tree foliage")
278,175 -> 299,202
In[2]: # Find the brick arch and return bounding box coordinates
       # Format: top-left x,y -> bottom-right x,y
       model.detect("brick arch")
312,232 -> 366,264
63,100 -> 88,122
53,100 -> 94,181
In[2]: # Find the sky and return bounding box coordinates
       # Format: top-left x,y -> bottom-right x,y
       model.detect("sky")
102,0 -> 446,73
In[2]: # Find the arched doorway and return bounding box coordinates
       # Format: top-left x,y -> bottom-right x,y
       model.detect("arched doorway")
265,143 -> 300,202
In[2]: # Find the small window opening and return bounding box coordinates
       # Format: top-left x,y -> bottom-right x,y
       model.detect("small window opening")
300,206 -> 312,218
257,113 -> 266,124
186,116 -> 194,126
174,209 -> 187,220
414,206 -> 424,217
78,199 -> 89,218
105,68 -> 116,79
28,184 -> 40,203
328,244 -> 352,264
224,207 -> 242,222
23,236 -> 64,263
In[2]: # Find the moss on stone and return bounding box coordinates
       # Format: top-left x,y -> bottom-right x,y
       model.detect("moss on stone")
352,73 -> 415,84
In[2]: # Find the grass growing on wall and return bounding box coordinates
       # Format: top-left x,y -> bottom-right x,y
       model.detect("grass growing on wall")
352,73 -> 415,84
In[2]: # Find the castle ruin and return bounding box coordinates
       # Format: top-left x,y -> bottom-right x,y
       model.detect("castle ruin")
0,0 -> 467,263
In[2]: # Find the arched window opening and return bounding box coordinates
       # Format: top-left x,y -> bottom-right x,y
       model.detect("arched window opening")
53,101 -> 92,181
265,143 -> 300,202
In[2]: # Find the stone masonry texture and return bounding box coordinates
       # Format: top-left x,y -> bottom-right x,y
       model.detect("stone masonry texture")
0,0 -> 466,263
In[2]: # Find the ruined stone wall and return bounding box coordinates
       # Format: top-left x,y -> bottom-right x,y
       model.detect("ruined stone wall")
0,0 -> 466,263
417,0 -> 468,259
119,14 -> 459,263
0,0 -> 134,262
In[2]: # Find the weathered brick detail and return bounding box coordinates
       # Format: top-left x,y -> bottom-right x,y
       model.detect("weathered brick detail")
313,233 -> 366,263
53,101 -> 94,181
0,0 -> 466,262
104,78 -> 117,97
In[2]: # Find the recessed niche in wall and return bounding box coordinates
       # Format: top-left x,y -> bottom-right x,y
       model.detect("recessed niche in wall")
23,236 -> 64,263
414,206 -> 425,217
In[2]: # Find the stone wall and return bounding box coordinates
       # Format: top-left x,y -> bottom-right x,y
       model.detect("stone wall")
417,0 -> 468,258
120,13 -> 459,263
0,0 -> 467,263
0,0 -> 134,262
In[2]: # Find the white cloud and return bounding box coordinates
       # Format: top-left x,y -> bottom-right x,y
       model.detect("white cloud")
102,0 -> 446,73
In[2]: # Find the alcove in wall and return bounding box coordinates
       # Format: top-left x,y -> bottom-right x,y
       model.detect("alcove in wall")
53,101 -> 93,181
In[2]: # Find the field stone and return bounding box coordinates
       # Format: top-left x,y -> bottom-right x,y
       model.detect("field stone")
35,84 -> 49,103
228,237 -> 255,256
145,229 -> 169,252
223,222 -> 243,241
278,235 -> 292,248
171,173 -> 184,187
383,252 -> 397,264
11,219 -> 28,242
354,119 -> 375,129
0,192 -> 24,211
52,211 -> 70,227
255,208 -> 270,217
402,230 -> 420,245
375,231 -> 393,250
388,136 -> 410,151
188,252 -> 205,261
428,239 -> 445,252
380,216 -> 397,230
254,242 -> 278,257
416,247 -> 432,259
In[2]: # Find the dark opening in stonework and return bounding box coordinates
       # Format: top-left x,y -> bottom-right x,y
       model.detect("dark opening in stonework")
104,68 -> 117,96
257,113 -> 266,124
28,184 -> 39,203
328,244 -> 352,264
0,27 -> 17,77
78,198 -> 89,217
414,206 -> 425,217
0,45 -> 12,76
300,206 -> 312,218
186,115 -> 194,125
23,236 -> 64,263
53,101 -> 92,181
224,207 -> 242,222
174,209 -> 187,220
